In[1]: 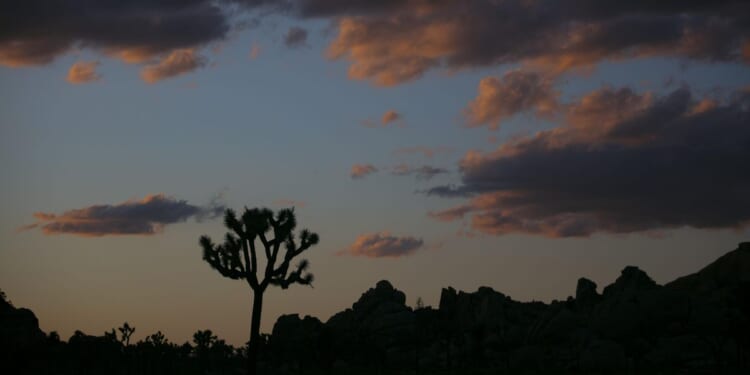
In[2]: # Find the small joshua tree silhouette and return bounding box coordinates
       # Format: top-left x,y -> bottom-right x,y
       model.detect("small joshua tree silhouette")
118,322 -> 135,346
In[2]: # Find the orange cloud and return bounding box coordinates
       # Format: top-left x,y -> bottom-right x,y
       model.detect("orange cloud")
327,16 -> 456,86
66,61 -> 101,84
381,110 -> 401,125
350,164 -> 378,179
19,194 -> 224,237
428,205 -> 473,222
0,38 -> 72,67
465,70 -> 559,129
362,110 -> 405,128
338,232 -> 424,258
141,49 -> 207,83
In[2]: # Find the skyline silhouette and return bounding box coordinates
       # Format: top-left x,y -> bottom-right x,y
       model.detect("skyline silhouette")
2,242 -> 749,373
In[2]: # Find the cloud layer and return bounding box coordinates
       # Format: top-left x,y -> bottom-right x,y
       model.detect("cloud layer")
6,1 -> 748,84
339,232 -> 424,258
429,86 -> 750,237
20,194 -> 224,237
322,0 -> 750,85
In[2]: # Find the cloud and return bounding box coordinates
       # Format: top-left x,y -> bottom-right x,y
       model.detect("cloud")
5,1 -> 749,84
321,0 -> 750,85
350,164 -> 378,179
392,164 -> 448,180
0,1 -> 228,68
362,110 -> 404,128
381,110 -> 401,125
141,49 -> 207,83
284,27 -> 309,48
20,194 -> 224,237
66,61 -> 101,84
249,42 -> 262,60
428,205 -> 473,222
428,86 -> 750,237
394,146 -> 452,158
338,232 -> 424,258
465,70 -> 559,129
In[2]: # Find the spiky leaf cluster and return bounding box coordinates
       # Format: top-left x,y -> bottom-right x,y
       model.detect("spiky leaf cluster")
199,207 -> 319,291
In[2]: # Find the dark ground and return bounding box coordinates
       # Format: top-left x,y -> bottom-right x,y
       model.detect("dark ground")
2,242 -> 749,374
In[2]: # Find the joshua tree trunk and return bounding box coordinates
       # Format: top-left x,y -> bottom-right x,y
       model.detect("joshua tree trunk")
248,289 -> 264,375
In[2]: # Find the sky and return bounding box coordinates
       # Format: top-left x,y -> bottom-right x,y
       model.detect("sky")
1,0 -> 749,346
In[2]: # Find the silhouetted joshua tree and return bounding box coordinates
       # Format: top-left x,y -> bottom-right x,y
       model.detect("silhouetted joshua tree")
119,322 -> 135,346
199,207 -> 319,375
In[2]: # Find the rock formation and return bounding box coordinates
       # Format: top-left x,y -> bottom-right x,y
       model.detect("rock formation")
267,242 -> 750,373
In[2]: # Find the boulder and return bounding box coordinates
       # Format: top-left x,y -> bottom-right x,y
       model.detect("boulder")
323,280 -> 415,368
575,277 -> 600,307
602,266 -> 658,298
270,314 -> 324,370
0,297 -> 46,349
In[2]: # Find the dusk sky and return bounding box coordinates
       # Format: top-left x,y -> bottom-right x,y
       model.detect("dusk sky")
1,0 -> 749,346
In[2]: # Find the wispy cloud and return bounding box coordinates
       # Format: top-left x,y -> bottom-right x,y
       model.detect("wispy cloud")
19,194 -> 224,237
141,49 -> 207,83
392,164 -> 448,180
381,110 -> 401,125
249,42 -> 261,60
66,61 -> 101,84
363,110 -> 404,128
350,164 -> 378,179
338,232 -> 424,258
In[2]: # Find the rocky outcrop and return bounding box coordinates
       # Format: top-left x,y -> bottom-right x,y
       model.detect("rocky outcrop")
667,241 -> 750,295
0,296 -> 46,349
602,266 -> 658,297
327,280 -> 415,368
270,314 -> 324,371
575,278 -> 600,307
265,243 -> 750,373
